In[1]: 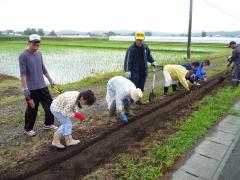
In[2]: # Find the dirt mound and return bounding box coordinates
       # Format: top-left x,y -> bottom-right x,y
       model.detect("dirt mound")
0,74 -> 18,83
0,73 -> 230,180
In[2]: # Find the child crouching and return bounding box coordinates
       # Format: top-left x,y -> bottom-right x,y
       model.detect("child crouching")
50,90 -> 96,149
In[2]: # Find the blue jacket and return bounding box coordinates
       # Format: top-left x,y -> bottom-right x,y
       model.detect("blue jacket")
195,63 -> 206,81
181,62 -> 206,81
124,43 -> 155,79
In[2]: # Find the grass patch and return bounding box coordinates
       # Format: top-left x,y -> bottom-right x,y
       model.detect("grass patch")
59,71 -> 123,90
115,86 -> 240,179
229,108 -> 240,117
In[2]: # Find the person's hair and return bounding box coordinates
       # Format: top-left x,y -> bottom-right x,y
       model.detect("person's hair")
191,62 -> 200,68
186,70 -> 195,83
203,59 -> 210,66
77,90 -> 96,106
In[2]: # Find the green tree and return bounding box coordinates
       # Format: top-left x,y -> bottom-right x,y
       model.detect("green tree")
106,31 -> 117,36
24,28 -> 32,35
201,31 -> 207,37
37,29 -> 44,36
23,28 -> 38,35
48,30 -> 57,36
145,31 -> 152,36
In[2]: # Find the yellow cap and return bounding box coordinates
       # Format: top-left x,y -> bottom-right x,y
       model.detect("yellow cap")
135,31 -> 145,40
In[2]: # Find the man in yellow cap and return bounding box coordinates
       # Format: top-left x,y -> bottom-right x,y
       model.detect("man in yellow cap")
124,31 -> 158,105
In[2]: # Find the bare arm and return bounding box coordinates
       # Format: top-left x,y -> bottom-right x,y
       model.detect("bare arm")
44,72 -> 53,84
20,76 -> 28,90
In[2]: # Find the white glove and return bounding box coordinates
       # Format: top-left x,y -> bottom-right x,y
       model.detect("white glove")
151,61 -> 158,67
194,81 -> 201,86
227,56 -> 232,62
125,71 -> 131,79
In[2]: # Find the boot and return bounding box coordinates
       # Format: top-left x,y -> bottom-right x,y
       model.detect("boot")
164,87 -> 172,96
64,135 -> 80,146
109,108 -> 117,123
52,131 -> 65,149
172,84 -> 180,91
124,104 -> 137,117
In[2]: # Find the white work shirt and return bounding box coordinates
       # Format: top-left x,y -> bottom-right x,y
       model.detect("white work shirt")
106,76 -> 136,111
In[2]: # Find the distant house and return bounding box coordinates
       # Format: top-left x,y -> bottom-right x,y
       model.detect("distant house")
1,30 -> 14,35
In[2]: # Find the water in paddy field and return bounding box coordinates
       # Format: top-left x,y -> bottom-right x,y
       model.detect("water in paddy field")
0,47 -> 200,84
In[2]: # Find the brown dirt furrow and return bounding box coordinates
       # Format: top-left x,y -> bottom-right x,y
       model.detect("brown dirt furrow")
0,73 -> 229,180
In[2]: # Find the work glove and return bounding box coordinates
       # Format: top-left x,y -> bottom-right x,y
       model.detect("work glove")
193,81 -> 201,86
151,61 -> 158,68
23,89 -> 35,108
74,112 -> 85,121
125,71 -> 131,79
24,89 -> 30,98
227,56 -> 232,62
49,79 -> 55,88
120,112 -> 128,123
49,79 -> 62,94
52,85 -> 62,94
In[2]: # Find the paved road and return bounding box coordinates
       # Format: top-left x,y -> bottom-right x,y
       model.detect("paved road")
171,101 -> 240,180
218,136 -> 240,180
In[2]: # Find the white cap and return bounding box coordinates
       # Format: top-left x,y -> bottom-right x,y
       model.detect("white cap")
29,34 -> 41,42
130,88 -> 143,102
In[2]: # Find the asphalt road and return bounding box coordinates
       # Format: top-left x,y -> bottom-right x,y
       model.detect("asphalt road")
218,135 -> 240,180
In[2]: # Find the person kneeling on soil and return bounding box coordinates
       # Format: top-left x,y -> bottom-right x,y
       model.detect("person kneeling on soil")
106,76 -> 143,123
182,59 -> 210,83
163,65 -> 193,95
51,90 -> 96,149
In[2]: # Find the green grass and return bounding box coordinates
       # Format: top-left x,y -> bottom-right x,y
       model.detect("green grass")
0,37 -> 230,104
0,53 -> 228,106
115,86 -> 240,179
229,108 -> 240,117
0,36 -> 230,53
60,71 -> 123,90
0,78 -> 22,106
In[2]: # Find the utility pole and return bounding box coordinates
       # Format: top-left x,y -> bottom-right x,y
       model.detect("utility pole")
187,0 -> 193,60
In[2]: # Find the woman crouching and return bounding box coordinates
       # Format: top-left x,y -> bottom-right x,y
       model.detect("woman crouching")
50,90 -> 96,149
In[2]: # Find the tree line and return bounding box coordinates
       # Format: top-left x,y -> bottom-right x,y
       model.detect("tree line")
23,28 -> 57,36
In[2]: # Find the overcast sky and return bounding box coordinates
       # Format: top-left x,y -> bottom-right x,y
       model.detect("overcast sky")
1,0 -> 240,32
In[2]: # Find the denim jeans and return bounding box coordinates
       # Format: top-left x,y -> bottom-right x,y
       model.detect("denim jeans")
50,108 -> 72,136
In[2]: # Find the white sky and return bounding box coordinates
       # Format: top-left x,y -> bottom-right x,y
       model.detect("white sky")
1,0 -> 240,32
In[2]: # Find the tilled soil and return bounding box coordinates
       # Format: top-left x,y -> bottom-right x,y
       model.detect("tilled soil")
0,73 -> 230,180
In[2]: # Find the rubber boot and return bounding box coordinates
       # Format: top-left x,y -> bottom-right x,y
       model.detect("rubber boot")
109,108 -> 117,123
164,87 -> 172,96
52,131 -> 65,149
64,135 -> 80,146
172,84 -> 180,91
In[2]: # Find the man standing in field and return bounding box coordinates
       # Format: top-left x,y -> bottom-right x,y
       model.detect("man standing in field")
228,41 -> 240,88
124,31 -> 158,105
19,34 -> 58,136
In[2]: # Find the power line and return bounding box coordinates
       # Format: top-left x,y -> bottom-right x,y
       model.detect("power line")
201,0 -> 240,22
